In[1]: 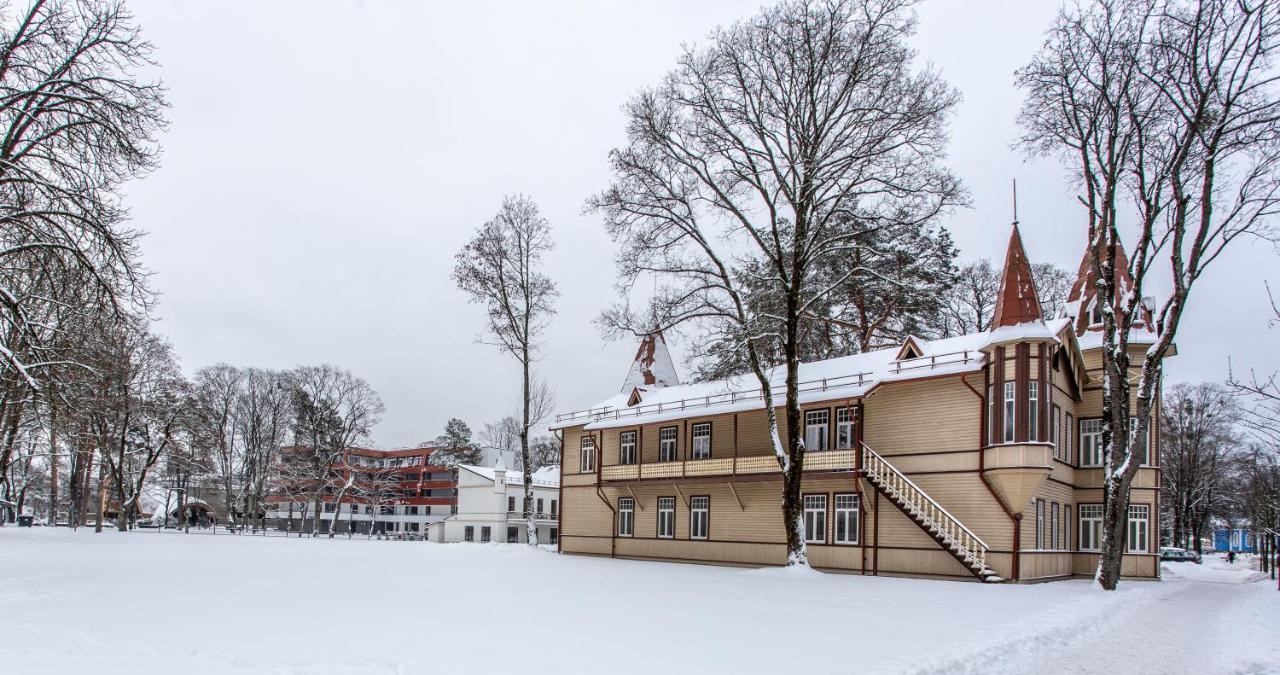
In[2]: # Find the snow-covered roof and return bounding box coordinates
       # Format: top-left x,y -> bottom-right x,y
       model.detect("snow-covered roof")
459,464 -> 559,488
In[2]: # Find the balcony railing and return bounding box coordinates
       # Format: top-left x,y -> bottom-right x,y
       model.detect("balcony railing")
600,449 -> 856,481
507,511 -> 559,521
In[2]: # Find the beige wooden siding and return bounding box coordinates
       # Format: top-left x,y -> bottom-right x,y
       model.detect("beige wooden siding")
863,376 -> 980,456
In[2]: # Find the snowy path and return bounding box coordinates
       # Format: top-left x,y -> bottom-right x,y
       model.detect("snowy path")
0,528 -> 1276,675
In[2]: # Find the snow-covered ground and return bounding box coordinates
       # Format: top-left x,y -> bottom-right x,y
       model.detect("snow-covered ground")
0,528 -> 1275,675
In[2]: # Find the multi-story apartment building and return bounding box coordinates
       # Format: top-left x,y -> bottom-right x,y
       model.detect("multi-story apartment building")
266,446 -> 457,535
552,225 -> 1165,583
431,460 -> 560,544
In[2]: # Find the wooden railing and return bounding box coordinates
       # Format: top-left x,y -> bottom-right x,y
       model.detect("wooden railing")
888,350 -> 979,374
599,449 -> 856,482
861,443 -> 989,572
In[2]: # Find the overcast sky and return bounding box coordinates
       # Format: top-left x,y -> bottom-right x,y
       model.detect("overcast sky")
120,1 -> 1279,449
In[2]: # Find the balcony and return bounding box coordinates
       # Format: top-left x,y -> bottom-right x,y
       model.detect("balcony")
507,511 -> 559,521
600,449 -> 856,482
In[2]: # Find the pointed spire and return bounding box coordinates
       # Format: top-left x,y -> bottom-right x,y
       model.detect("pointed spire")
991,223 -> 1044,329
620,330 -> 680,395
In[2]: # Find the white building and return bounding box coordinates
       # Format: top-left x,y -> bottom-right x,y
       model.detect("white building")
432,459 -> 560,545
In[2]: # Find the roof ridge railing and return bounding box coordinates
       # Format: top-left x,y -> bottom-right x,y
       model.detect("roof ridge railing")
888,349 -> 979,374
554,370 -> 874,425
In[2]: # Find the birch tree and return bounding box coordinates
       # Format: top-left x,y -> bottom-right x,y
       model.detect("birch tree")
453,194 -> 558,546
1017,0 -> 1280,589
590,0 -> 962,565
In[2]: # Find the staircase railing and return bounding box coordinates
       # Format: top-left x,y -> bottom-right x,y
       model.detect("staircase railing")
861,443 -> 990,572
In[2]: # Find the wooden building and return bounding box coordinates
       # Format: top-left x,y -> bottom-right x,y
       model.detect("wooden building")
551,225 -> 1164,583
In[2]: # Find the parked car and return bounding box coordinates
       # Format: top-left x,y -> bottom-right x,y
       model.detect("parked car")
1160,547 -> 1202,563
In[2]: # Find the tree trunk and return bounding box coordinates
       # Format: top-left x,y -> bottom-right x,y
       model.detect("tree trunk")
780,264 -> 808,567
94,458 -> 107,533
48,394 -> 58,526
522,350 -> 536,546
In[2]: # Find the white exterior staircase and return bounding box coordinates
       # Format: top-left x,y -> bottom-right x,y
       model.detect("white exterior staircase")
860,444 -> 1004,583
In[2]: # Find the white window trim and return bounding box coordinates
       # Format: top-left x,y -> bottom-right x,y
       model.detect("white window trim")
835,407 -> 855,449
617,497 -> 634,537
1080,419 -> 1103,467
804,409 -> 829,452
691,423 -> 712,460
1127,504 -> 1150,553
1003,382 -> 1016,443
1079,504 -> 1103,552
690,496 -> 709,540
1028,380 -> 1039,442
580,436 -> 596,473
657,497 -> 675,539
620,430 -> 637,465
834,493 -> 859,545
659,426 -> 678,462
803,494 -> 827,544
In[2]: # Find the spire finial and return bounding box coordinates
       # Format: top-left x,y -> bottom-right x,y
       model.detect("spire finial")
1012,178 -> 1019,225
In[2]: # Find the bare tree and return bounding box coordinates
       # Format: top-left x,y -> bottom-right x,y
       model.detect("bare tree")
1160,382 -> 1238,553
453,194 -> 558,546
0,0 -> 166,389
236,368 -> 290,531
287,365 -> 384,537
190,364 -> 244,530
1017,0 -> 1280,589
589,0 -> 962,565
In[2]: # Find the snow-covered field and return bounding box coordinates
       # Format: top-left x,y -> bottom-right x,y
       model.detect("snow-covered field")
0,528 -> 1275,675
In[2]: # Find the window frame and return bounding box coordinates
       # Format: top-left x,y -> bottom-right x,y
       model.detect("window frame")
1079,503 -> 1103,552
1065,413 -> 1075,464
619,430 -> 638,465
617,497 -> 635,537
1051,404 -> 1062,460
658,426 -> 678,462
1051,502 -> 1060,550
804,409 -> 830,452
689,495 -> 709,540
579,435 -> 596,473
1127,504 -> 1150,553
835,407 -> 855,449
464,525 -> 474,542
1079,418 -> 1103,467
480,526 -> 491,543
803,493 -> 828,544
691,422 -> 712,460
1003,381 -> 1016,443
833,493 -> 859,545
1028,380 -> 1039,442
657,496 -> 676,539
1035,498 -> 1045,550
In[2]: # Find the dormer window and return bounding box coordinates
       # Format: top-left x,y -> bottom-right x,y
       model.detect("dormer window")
1088,299 -> 1103,327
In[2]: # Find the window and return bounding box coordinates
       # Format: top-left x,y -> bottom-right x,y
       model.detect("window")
1051,405 -> 1061,460
549,528 -> 558,544
803,494 -> 827,544
659,426 -> 678,462
507,527 -> 519,543
1003,382 -> 1016,443
406,505 -> 419,516
836,408 -> 855,449
1051,502 -> 1060,550
1088,299 -> 1103,327
834,494 -> 859,544
1080,419 -> 1103,467
324,503 -> 335,512
657,497 -> 675,538
691,423 -> 712,460
580,435 -> 596,473
1028,381 -> 1039,442
1127,504 -> 1149,553
550,499 -> 557,516
690,496 -> 709,540
425,505 -> 432,516
1035,499 -> 1045,549
536,498 -> 544,515
507,496 -> 516,513
1079,504 -> 1102,551
986,383 -> 995,445
620,430 -> 637,465
804,410 -> 829,451
1065,413 -> 1075,464
464,526 -> 474,542
617,497 -> 635,537
1063,505 -> 1072,550
481,526 -> 491,543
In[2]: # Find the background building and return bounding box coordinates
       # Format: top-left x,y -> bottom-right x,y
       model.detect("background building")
432,460 -> 560,544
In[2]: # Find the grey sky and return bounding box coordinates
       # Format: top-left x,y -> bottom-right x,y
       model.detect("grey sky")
122,1 -> 1279,449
